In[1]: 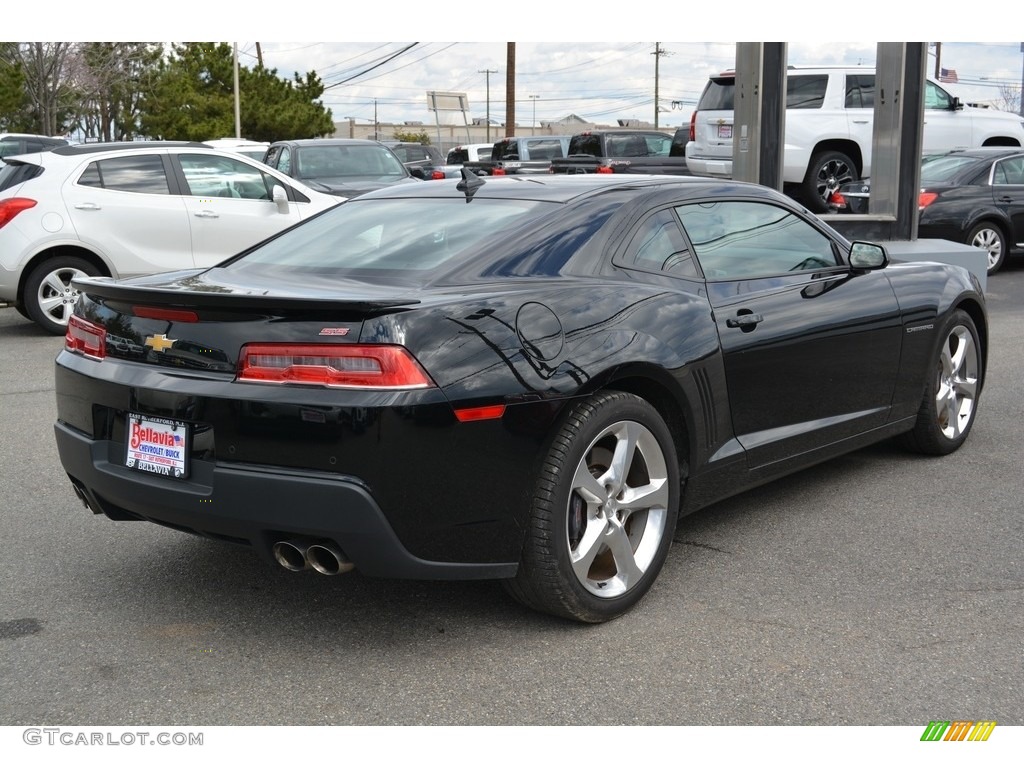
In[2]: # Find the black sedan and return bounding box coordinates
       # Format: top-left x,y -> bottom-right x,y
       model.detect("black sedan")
54,173 -> 987,623
829,147 -> 1024,274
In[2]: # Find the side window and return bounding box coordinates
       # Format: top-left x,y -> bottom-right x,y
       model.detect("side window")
925,81 -> 953,110
525,139 -> 564,160
75,155 -> 170,194
621,209 -> 697,276
278,147 -> 292,176
676,201 -> 838,279
644,135 -> 672,156
178,153 -> 271,200
994,156 -> 1024,185
786,75 -> 828,109
845,74 -> 875,108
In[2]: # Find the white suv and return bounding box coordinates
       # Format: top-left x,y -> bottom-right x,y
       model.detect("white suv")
685,66 -> 1024,211
0,141 -> 341,334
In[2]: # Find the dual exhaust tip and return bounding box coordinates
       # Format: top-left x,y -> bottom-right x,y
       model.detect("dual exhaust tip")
273,538 -> 354,576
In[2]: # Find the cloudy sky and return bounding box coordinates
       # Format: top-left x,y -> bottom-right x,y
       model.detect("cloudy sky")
239,41 -> 1024,129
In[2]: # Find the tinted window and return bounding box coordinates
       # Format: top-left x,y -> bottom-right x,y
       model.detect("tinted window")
0,159 -> 43,191
697,77 -> 735,110
295,145 -> 406,179
676,201 -> 838,279
845,74 -> 876,108
524,138 -> 567,160
229,198 -> 553,275
567,135 -> 601,156
787,75 -> 828,109
621,209 -> 697,276
920,154 -> 990,183
179,153 -> 272,200
448,148 -> 470,164
76,155 -> 170,194
493,141 -> 522,161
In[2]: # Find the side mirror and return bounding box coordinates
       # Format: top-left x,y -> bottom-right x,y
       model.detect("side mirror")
849,241 -> 888,270
272,184 -> 289,212
950,96 -> 964,112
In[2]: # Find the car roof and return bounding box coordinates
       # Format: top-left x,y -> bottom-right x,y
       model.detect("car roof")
50,141 -> 209,156
350,173 -> 780,204
269,139 -> 383,148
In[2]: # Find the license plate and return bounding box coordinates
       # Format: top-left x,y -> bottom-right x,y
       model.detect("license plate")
125,413 -> 190,479
717,124 -> 733,139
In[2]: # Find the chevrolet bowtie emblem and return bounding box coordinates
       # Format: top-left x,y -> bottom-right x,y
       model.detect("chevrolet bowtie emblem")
144,334 -> 176,353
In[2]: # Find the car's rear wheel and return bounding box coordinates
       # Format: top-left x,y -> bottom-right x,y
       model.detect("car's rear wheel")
966,222 -> 1007,275
901,309 -> 981,455
802,150 -> 857,213
504,391 -> 679,623
23,256 -> 100,335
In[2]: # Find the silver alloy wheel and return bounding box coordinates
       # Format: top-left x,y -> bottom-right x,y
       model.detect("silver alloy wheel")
566,419 -> 670,598
970,226 -> 1003,271
935,323 -> 980,441
815,157 -> 855,204
35,265 -> 89,328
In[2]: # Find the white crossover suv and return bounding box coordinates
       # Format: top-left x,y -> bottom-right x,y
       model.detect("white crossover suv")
0,141 -> 342,334
685,66 -> 1024,211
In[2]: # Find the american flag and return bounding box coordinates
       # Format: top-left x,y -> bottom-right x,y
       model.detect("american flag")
939,67 -> 958,83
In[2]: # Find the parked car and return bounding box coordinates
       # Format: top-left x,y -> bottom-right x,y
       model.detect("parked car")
549,130 -> 686,175
462,135 -> 572,176
202,138 -> 271,162
686,66 -> 1024,212
262,139 -> 420,197
54,173 -> 986,623
446,143 -> 494,165
380,141 -> 445,177
0,133 -> 69,160
829,147 -> 1024,275
0,141 -> 341,334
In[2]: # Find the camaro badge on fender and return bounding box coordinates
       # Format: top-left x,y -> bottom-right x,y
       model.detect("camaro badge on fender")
144,334 -> 176,352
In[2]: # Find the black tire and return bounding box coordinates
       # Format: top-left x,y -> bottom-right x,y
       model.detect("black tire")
900,309 -> 982,456
23,256 -> 100,335
801,150 -> 857,213
504,391 -> 679,623
966,222 -> 1007,275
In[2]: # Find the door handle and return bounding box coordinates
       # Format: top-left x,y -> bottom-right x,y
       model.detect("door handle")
726,313 -> 763,328
73,203 -> 101,210
193,210 -> 220,219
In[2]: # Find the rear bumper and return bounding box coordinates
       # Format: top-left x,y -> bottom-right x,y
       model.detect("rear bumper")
54,420 -> 518,580
684,155 -> 732,178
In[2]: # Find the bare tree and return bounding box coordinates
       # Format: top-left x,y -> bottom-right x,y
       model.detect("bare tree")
996,82 -> 1021,115
16,42 -> 79,135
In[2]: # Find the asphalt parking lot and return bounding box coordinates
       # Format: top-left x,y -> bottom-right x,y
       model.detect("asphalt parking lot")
0,260 -> 1022,728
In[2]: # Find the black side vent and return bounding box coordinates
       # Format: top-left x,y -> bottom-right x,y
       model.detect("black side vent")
691,366 -> 718,448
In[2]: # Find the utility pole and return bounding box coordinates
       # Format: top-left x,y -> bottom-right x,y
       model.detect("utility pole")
233,42 -> 241,139
479,68 -> 498,142
505,43 -> 516,137
256,42 -> 263,68
652,43 -> 671,129
934,42 -> 942,80
529,94 -> 539,135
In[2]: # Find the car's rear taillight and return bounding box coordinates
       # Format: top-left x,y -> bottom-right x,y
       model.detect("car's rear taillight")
688,110 -> 697,142
0,197 -> 37,229
65,315 -> 106,360
492,167 -> 506,176
828,191 -> 847,209
919,192 -> 939,209
431,170 -> 445,180
596,165 -> 614,174
238,344 -> 435,389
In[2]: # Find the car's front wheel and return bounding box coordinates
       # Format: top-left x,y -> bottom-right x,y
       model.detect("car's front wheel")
505,391 -> 679,623
23,256 -> 100,335
966,222 -> 1007,275
901,309 -> 982,455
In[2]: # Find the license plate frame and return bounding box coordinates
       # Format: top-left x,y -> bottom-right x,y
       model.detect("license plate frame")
125,413 -> 190,479
717,123 -> 733,139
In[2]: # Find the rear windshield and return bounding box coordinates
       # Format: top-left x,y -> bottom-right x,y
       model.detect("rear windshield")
226,197 -> 555,276
697,73 -> 828,111
0,159 -> 43,192
295,145 -> 407,180
919,154 -> 988,183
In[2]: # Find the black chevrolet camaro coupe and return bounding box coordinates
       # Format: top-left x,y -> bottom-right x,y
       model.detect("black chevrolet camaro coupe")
54,173 -> 987,622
